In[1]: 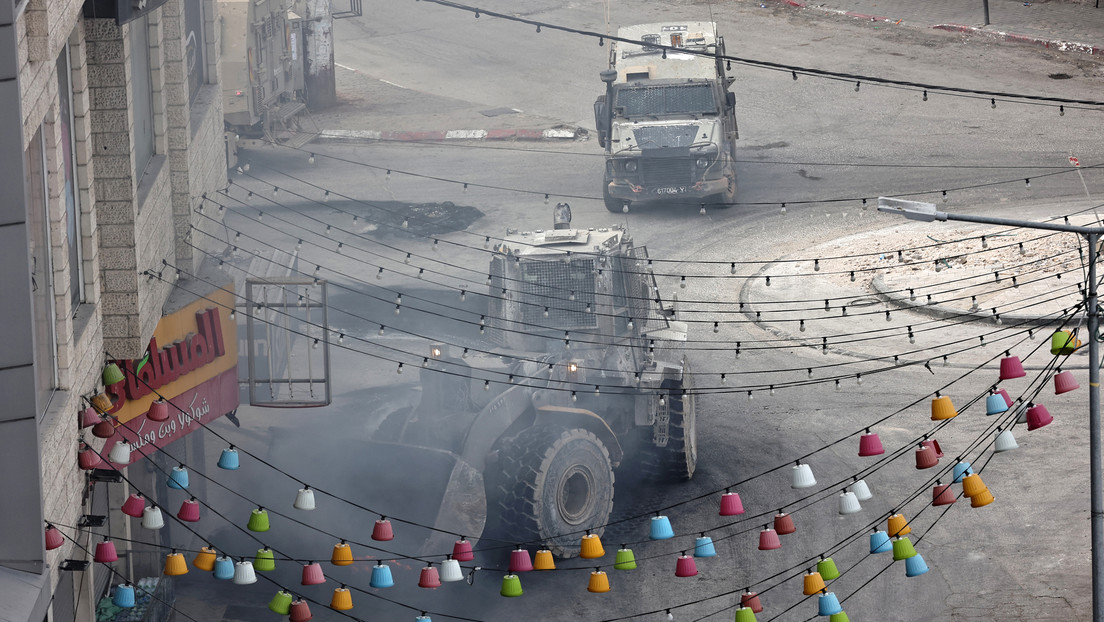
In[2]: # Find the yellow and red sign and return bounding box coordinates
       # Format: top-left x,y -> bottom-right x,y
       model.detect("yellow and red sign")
101,287 -> 239,465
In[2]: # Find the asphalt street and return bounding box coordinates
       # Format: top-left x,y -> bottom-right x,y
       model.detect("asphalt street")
168,1 -> 1104,621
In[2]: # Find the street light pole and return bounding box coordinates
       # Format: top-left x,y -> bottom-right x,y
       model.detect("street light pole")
877,198 -> 1103,621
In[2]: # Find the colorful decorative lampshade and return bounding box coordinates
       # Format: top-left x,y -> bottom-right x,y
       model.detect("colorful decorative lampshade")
141,506 -> 165,530
650,515 -> 675,539
905,553 -> 930,577
91,418 -> 116,439
838,491 -> 861,515
193,546 -> 217,571
330,587 -> 353,611
80,406 -> 101,428
509,548 -> 533,573
741,591 -> 763,613
294,487 -> 316,510
999,355 -> 1027,379
288,599 -> 312,622
985,394 -> 1009,416
147,399 -> 170,422
90,392 -> 113,413
94,540 -> 118,563
102,363 -> 125,386
452,539 -> 474,561
108,442 -> 131,465
829,612 -> 850,622
533,549 -> 555,570
440,558 -> 464,582
587,570 -> 610,593
44,525 -> 64,550
167,465 -> 189,490
758,527 -> 781,550
773,512 -> 795,535
121,493 -> 145,518
164,552 -> 189,576
614,547 -> 637,570
177,498 -> 200,522
112,583 -> 136,608
331,542 -> 353,566
915,444 -> 938,469
302,562 -> 325,585
952,461 -> 974,483
500,574 -> 523,597
848,479 -> 872,501
931,395 -> 958,420
370,562 -> 394,588
1051,330 -> 1080,355
932,483 -> 957,506
818,592 -> 843,616
734,607 -> 758,622
78,444 -> 103,470
971,488 -> 995,508
858,432 -> 885,456
580,533 -> 605,559
233,561 -> 257,585
247,508 -> 270,532
416,617 -> 432,622
802,570 -> 826,595
217,447 -> 240,470
887,513 -> 911,537
372,518 -> 394,541
817,557 -> 840,580
922,439 -> 944,458
253,548 -> 275,572
213,556 -> 234,580
994,388 -> 1014,407
961,473 -> 988,497
674,554 -> 698,577
791,462 -> 816,488
268,590 -> 294,615
1027,404 -> 1054,430
891,537 -> 917,561
1055,370 -> 1080,394
720,491 -> 745,515
869,530 -> 892,554
694,535 -> 716,558
994,428 -> 1019,452
418,565 -> 441,589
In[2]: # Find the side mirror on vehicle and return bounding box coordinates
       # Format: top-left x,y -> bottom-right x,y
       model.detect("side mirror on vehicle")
725,91 -> 736,107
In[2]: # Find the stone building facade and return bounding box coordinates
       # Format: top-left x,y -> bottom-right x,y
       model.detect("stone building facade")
0,0 -> 228,618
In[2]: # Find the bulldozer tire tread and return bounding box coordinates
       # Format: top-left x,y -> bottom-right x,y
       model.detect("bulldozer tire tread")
639,376 -> 697,481
491,426 -> 614,558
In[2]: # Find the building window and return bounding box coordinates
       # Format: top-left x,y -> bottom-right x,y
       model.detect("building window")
129,16 -> 155,182
57,45 -> 84,310
184,0 -> 206,102
25,126 -> 58,408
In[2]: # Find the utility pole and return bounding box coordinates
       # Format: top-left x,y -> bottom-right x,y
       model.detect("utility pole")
982,0 -> 991,26
303,0 -> 337,109
877,197 -> 1103,622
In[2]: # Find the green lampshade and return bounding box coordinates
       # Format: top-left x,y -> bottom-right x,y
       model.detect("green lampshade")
102,363 -> 125,386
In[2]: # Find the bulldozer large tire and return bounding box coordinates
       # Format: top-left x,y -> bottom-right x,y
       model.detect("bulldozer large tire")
492,426 -> 614,558
639,376 -> 697,481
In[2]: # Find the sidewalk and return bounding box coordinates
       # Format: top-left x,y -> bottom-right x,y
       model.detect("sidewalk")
772,0 -> 1104,55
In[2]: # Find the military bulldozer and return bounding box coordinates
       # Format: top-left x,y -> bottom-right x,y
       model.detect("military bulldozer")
371,206 -> 694,557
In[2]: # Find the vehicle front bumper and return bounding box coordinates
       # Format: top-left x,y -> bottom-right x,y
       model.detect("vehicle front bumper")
607,177 -> 729,203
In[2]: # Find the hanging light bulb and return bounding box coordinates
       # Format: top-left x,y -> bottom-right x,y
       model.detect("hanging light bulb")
308,153 -> 316,166
323,190 -> 330,202
713,322 -> 720,333
397,363 -> 404,374
378,325 -> 385,336
835,379 -> 841,391
799,319 -> 806,332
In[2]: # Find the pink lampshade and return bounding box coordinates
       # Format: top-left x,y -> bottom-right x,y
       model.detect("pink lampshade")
121,493 -> 146,518
94,540 -> 119,563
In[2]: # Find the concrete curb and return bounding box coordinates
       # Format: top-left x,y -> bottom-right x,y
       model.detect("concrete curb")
870,274 -> 1068,326
767,0 -> 1102,57
932,23 -> 1102,56
315,127 -> 586,144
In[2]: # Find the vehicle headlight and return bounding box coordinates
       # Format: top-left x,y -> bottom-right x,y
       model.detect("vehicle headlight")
624,160 -> 638,173
695,157 -> 710,169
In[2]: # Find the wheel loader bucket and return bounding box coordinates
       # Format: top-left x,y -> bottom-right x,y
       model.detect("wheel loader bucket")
360,439 -> 487,556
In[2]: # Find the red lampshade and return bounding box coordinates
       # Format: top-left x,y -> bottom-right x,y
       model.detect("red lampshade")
177,498 -> 201,522
44,525 -> 64,550
121,493 -> 146,518
94,540 -> 119,563
452,539 -> 474,562
371,519 -> 394,541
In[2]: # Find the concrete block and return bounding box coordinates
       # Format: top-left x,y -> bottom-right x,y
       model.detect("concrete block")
98,246 -> 137,270
92,155 -> 131,178
98,225 -> 135,248
84,17 -> 123,42
89,86 -> 128,110
99,291 -> 138,316
102,336 -> 143,360
85,40 -> 123,64
91,130 -> 132,157
86,63 -> 125,87
89,110 -> 130,134
94,177 -> 134,202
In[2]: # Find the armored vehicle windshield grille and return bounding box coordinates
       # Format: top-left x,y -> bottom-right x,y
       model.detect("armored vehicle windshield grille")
517,258 -> 596,329
626,246 -> 671,333
617,84 -> 716,116
641,156 -> 692,187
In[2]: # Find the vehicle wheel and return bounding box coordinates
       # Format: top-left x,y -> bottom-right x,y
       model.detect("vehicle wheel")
639,365 -> 697,481
603,183 -> 625,213
491,426 -> 615,557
